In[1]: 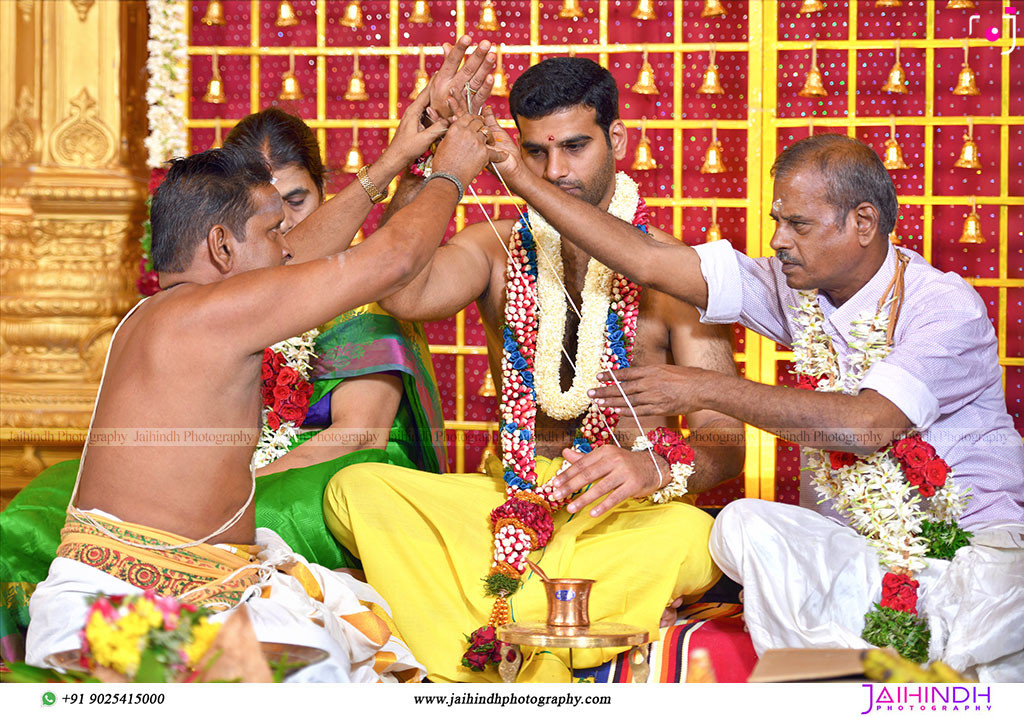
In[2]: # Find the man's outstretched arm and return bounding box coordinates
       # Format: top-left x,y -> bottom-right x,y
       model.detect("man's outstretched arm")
483,107 -> 711,310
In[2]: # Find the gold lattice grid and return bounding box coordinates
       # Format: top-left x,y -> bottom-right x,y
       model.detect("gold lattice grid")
184,0 -> 1022,497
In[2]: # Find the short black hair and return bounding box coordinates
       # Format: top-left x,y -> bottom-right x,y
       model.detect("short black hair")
771,134 -> 898,237
508,57 -> 619,140
150,146 -> 273,273
225,108 -> 325,200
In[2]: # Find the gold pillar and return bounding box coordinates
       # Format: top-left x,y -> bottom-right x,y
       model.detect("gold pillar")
0,0 -> 148,507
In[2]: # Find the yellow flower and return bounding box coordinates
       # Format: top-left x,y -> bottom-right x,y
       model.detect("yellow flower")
132,598 -> 165,629
184,618 -> 221,667
85,610 -> 144,676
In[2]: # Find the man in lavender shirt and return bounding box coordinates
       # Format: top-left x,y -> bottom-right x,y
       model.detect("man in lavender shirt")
488,129 -> 1024,679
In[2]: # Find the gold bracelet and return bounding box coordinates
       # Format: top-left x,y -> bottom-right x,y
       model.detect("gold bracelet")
356,165 -> 388,203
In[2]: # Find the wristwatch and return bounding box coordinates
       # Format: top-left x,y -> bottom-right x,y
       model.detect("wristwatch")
356,165 -> 388,203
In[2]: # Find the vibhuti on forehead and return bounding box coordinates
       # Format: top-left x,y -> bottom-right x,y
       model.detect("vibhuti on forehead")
772,198 -> 783,214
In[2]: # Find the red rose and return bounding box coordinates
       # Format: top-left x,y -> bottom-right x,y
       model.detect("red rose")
294,379 -> 313,396
266,411 -> 281,431
880,571 -> 919,615
923,458 -> 949,488
916,481 -> 936,498
292,390 -> 310,408
279,403 -> 305,423
829,452 -> 859,470
260,386 -> 274,404
276,365 -> 299,387
901,444 -> 933,469
272,352 -> 286,370
905,468 -> 925,487
261,360 -> 274,381
272,384 -> 291,402
796,374 -> 822,391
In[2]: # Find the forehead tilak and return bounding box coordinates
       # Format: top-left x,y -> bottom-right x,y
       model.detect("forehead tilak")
772,198 -> 783,213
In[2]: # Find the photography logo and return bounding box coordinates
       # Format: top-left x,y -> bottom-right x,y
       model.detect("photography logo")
860,684 -> 993,713
970,6 -> 1018,54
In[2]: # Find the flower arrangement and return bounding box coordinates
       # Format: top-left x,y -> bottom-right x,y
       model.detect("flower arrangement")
79,592 -> 219,681
462,174 -> 648,671
253,330 -> 319,468
791,273 -> 971,664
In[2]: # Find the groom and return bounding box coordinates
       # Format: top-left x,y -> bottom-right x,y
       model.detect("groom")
324,57 -> 745,683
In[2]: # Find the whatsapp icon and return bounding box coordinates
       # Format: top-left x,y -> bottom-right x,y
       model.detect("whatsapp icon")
42,691 -> 57,706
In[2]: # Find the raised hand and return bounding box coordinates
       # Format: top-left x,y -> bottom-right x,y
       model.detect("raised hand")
549,444 -> 667,517
381,85 -> 452,169
588,365 -> 709,417
480,105 -> 521,180
427,36 -> 496,121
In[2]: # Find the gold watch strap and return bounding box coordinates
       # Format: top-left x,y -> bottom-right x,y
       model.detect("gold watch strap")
356,165 -> 388,203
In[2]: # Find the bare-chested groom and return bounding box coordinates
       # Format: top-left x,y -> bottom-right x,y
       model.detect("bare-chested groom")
25,40 -> 500,682
324,57 -> 745,683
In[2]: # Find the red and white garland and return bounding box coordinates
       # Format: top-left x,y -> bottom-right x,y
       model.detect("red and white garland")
791,275 -> 969,660
253,329 -> 319,468
463,173 -> 647,671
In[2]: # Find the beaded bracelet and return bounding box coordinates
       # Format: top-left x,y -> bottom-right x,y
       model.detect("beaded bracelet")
631,426 -> 695,503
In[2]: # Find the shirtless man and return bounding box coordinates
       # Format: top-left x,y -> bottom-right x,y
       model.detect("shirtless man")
25,63 -> 499,681
324,57 -> 745,683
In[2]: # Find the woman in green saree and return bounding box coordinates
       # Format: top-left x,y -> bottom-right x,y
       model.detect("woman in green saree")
0,109 -> 446,649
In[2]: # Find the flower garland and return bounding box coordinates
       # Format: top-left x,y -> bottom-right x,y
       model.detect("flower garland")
791,267 -> 971,663
463,173 -> 648,671
253,329 -> 319,468
139,0 -> 188,295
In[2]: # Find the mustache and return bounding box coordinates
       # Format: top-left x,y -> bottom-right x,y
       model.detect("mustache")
776,250 -> 800,264
550,180 -> 584,192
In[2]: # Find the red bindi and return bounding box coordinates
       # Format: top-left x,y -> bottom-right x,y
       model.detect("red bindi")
548,135 -> 555,141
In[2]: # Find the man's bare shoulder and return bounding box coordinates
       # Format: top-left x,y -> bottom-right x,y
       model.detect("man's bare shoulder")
645,225 -> 686,247
453,217 -> 518,253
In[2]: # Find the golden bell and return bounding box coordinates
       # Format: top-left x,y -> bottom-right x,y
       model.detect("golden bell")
340,0 -> 363,28
882,60 -> 908,93
798,0 -> 825,14
699,49 -> 724,94
203,76 -> 226,104
875,0 -> 902,7
274,0 -> 299,27
701,0 -> 727,18
705,220 -> 724,243
953,64 -> 979,95
632,0 -> 657,21
279,71 -> 303,101
345,58 -> 369,102
954,136 -> 981,169
478,0 -> 500,31
409,69 -> 429,100
889,227 -> 901,245
631,123 -> 658,171
958,205 -> 985,244
882,137 -> 908,170
203,55 -> 226,104
799,65 -> 827,97
558,0 -> 584,20
201,0 -> 226,26
945,0 -> 974,9
409,0 -> 433,23
343,129 -> 364,174
477,439 -> 497,473
631,50 -> 659,95
953,48 -> 980,96
478,369 -> 496,398
701,140 -> 727,174
492,50 -> 510,97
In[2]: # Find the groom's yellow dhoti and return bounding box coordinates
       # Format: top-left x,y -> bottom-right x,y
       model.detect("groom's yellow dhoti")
323,456 -> 720,683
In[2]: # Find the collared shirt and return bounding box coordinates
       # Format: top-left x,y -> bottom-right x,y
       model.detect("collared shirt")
694,240 -> 1024,529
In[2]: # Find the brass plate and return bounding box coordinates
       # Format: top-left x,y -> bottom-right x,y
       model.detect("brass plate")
497,622 -> 649,649
47,642 -> 328,679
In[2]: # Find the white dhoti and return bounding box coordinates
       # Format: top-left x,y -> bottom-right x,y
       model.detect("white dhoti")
26,523 -> 424,683
709,498 -> 1024,681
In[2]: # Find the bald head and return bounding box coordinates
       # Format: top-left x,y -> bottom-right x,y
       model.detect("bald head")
771,134 -> 898,240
